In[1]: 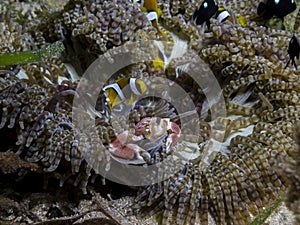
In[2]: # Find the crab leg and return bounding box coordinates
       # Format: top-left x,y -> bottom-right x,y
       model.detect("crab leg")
166,122 -> 181,152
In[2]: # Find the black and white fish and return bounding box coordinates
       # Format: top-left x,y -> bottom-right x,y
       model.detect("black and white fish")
215,7 -> 231,23
193,0 -> 219,29
257,0 -> 297,21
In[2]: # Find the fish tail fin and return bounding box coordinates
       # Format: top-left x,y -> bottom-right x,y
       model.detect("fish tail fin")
292,59 -> 298,69
157,8 -> 162,18
152,20 -> 165,35
285,59 -> 291,69
206,20 -> 211,30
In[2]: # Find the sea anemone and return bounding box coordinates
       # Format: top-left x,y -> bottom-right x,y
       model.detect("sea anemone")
0,0 -> 299,224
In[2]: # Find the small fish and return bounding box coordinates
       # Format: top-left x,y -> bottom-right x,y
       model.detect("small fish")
139,0 -> 164,35
257,0 -> 296,21
215,7 -> 231,23
285,35 -> 300,69
103,77 -> 147,110
193,0 -> 219,29
216,7 -> 247,27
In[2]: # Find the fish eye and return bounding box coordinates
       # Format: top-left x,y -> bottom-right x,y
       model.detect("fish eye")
274,0 -> 280,5
204,2 -> 208,8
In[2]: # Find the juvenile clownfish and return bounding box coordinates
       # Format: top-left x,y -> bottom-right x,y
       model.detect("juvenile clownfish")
215,7 -> 231,23
194,2 -> 247,29
103,77 -> 147,110
193,0 -> 219,29
285,35 -> 300,69
137,0 -> 164,35
257,0 -> 296,22
215,7 -> 247,27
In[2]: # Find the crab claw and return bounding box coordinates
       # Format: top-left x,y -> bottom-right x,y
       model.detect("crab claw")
126,143 -> 151,162
166,122 -> 181,153
109,144 -> 135,160
147,117 -> 169,138
109,131 -> 151,164
135,117 -> 152,136
109,143 -> 151,164
110,131 -> 129,148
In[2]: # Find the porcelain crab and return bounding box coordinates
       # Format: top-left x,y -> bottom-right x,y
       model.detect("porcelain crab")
109,117 -> 181,164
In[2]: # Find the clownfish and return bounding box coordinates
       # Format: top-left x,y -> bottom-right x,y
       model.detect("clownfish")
285,35 -> 300,69
216,8 -> 247,27
103,77 -> 147,110
136,0 -> 164,35
193,0 -> 219,29
193,1 -> 246,28
215,7 -> 231,23
257,0 -> 296,22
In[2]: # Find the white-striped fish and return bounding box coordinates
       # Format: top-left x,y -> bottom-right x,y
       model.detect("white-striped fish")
103,77 -> 147,110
